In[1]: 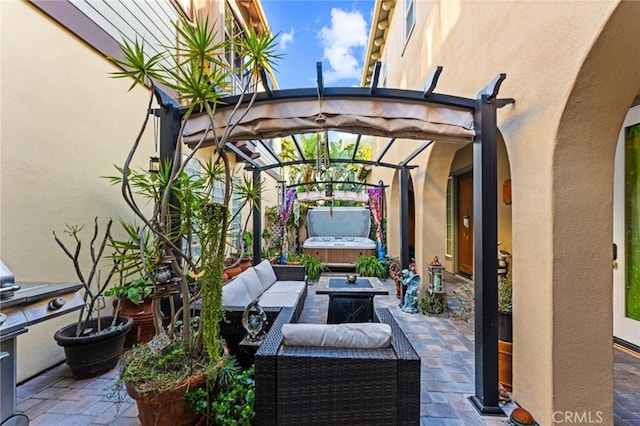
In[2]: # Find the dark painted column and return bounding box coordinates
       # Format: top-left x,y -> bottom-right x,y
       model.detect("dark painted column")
469,94 -> 503,415
252,168 -> 262,265
157,94 -> 182,255
399,167 -> 410,269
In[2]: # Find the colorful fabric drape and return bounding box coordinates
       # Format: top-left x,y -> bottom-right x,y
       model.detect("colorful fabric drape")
368,188 -> 385,259
280,188 -> 297,261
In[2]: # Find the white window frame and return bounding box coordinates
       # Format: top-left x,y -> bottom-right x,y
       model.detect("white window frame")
404,0 -> 415,42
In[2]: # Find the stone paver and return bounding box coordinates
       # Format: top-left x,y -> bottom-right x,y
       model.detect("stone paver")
11,272 -> 640,425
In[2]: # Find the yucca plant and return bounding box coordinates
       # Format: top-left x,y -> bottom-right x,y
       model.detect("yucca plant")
107,11 -> 280,417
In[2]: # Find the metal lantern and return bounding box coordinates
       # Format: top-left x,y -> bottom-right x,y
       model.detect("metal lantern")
428,256 -> 445,294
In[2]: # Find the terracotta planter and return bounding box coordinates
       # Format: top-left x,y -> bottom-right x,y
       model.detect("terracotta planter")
239,257 -> 252,271
54,315 -> 133,379
115,298 -> 155,347
394,278 -> 401,299
222,271 -> 229,282
126,375 -> 204,426
498,340 -> 513,392
226,265 -> 242,279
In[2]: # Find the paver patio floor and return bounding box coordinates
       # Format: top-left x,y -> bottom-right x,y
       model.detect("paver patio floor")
14,273 -> 640,425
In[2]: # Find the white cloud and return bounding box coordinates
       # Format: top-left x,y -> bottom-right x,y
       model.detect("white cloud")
279,28 -> 295,52
318,8 -> 368,84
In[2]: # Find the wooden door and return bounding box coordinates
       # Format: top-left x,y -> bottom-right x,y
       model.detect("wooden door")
457,171 -> 474,277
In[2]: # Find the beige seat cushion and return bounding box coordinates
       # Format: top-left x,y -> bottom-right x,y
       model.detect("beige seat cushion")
257,291 -> 301,308
281,323 -> 392,348
262,281 -> 306,297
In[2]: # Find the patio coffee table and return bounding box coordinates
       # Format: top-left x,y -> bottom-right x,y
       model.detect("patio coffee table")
316,276 -> 389,323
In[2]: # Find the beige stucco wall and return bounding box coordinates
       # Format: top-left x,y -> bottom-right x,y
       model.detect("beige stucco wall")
1,1 -> 156,381
1,2 -> 279,382
372,0 -> 640,423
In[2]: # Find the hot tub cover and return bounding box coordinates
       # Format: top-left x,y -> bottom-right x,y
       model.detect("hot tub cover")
306,207 -> 371,238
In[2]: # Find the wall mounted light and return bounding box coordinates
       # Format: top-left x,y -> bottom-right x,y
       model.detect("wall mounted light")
149,156 -> 160,174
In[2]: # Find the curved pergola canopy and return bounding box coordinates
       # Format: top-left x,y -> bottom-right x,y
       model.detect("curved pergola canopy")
160,64 -> 514,415
182,88 -> 476,147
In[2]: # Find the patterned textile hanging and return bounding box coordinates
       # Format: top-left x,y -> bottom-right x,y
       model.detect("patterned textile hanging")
280,188 -> 297,262
368,188 -> 385,259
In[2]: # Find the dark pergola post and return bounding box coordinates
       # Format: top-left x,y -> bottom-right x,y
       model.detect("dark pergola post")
156,89 -> 182,256
252,167 -> 262,265
399,167 -> 411,269
468,92 -> 503,416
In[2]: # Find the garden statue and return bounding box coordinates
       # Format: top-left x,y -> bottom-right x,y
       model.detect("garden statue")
401,269 -> 421,314
242,300 -> 268,342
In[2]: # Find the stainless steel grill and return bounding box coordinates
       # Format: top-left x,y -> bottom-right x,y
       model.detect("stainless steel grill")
0,260 -> 84,425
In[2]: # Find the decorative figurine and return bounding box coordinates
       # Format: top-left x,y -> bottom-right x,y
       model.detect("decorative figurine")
401,269 -> 420,314
242,300 -> 268,342
346,274 -> 357,284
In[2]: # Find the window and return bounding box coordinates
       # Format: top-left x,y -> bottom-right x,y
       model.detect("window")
211,176 -> 243,253
445,176 -> 453,258
380,53 -> 387,88
405,0 -> 415,41
224,2 -> 245,95
184,156 -> 202,262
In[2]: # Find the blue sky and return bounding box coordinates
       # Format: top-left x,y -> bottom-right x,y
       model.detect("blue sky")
260,1 -> 375,90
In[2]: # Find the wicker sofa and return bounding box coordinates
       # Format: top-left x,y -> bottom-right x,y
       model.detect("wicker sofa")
218,260 -> 307,356
254,307 -> 420,426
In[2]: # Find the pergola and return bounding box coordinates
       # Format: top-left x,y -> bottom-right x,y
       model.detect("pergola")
155,62 -> 514,416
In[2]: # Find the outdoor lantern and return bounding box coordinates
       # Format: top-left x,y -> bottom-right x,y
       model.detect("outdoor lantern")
149,156 -> 160,174
428,256 -> 445,293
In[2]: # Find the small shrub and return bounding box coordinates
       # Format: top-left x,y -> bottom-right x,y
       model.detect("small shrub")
186,363 -> 255,426
451,281 -> 475,321
354,255 -> 386,278
301,255 -> 328,282
419,293 -> 446,315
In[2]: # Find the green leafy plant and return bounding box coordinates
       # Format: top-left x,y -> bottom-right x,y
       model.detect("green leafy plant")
105,277 -> 153,305
286,252 -> 302,262
186,362 -> 255,426
451,281 -> 475,321
354,255 -> 386,278
498,275 -> 513,313
419,293 -> 446,316
301,255 -> 328,282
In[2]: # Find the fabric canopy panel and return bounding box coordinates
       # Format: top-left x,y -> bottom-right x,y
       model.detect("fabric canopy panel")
182,97 -> 475,147
297,191 -> 369,203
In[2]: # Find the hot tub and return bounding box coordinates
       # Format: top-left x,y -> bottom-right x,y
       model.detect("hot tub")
302,207 -> 377,263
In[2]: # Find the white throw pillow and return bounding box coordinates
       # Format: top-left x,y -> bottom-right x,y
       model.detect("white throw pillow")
254,259 -> 277,291
281,323 -> 392,349
237,268 -> 263,300
222,279 -> 252,308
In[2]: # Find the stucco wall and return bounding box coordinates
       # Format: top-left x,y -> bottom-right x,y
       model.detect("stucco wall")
1,2 -> 155,381
371,0 -> 640,423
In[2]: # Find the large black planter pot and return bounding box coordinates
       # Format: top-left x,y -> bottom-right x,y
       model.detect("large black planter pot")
54,315 -> 133,379
498,310 -> 513,343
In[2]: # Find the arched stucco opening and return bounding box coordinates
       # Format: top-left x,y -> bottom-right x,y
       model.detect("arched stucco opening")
514,2 -> 640,422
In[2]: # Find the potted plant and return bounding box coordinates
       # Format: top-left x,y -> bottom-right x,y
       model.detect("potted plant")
105,277 -> 154,347
52,218 -> 133,379
354,255 -> 386,278
301,254 -> 328,282
498,274 -> 513,392
107,13 -> 280,425
285,252 -> 302,265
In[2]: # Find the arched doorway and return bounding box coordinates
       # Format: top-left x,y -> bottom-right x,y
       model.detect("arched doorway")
513,2 -> 640,421
613,101 -> 640,350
